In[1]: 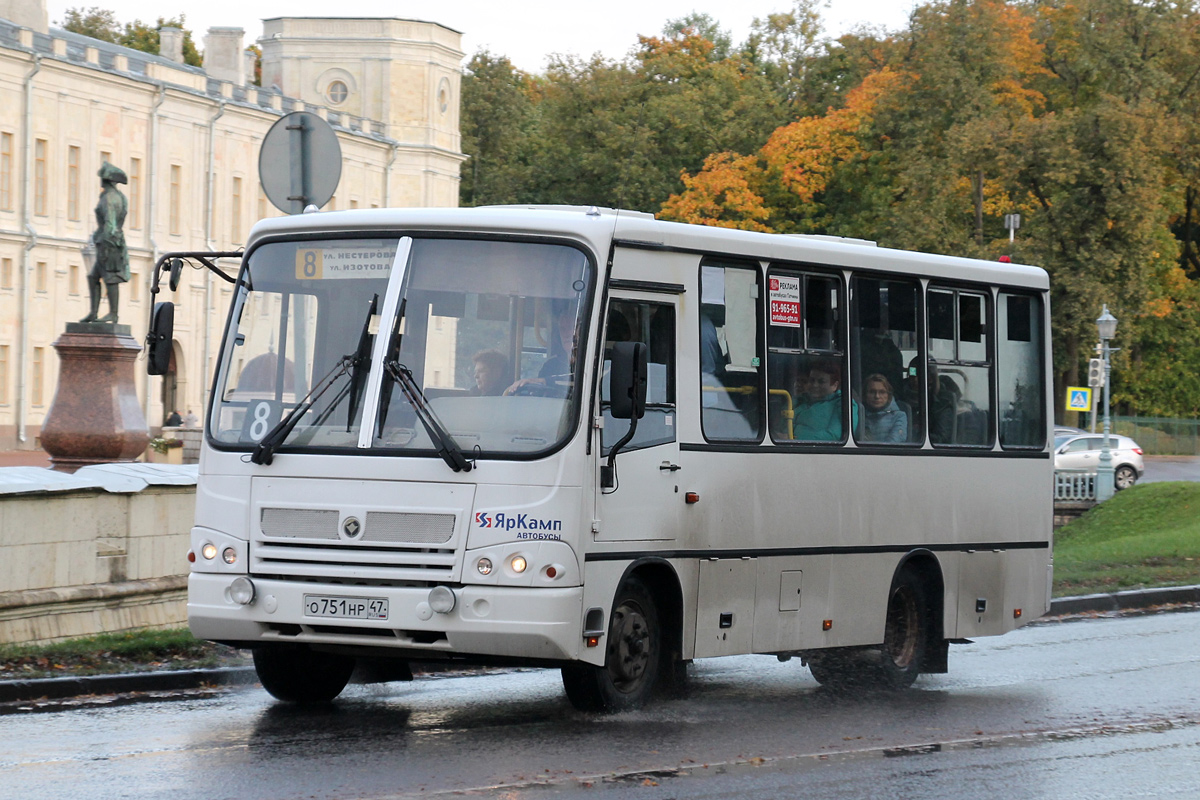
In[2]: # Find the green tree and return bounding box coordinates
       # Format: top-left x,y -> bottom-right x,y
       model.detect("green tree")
60,6 -> 121,42
120,16 -> 203,67
459,51 -> 540,206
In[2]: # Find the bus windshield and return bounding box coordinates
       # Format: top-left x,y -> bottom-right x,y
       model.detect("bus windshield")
212,236 -> 594,459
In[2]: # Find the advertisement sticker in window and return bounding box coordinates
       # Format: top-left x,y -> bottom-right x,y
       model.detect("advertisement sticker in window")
769,275 -> 801,327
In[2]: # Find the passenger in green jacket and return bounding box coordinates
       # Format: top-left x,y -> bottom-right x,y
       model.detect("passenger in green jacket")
794,360 -> 856,441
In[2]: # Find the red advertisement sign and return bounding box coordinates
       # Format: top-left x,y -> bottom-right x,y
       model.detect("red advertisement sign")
769,276 -> 801,327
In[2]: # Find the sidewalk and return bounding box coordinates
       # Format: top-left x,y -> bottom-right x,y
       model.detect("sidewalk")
1,585 -> 1197,706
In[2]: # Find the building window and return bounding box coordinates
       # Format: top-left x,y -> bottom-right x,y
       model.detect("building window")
0,132 -> 12,212
130,271 -> 140,303
169,164 -> 181,235
231,176 -> 243,243
328,194 -> 336,211
69,263 -> 79,295
1,257 -> 11,289
0,344 -> 8,404
34,139 -> 47,216
67,146 -> 81,221
100,150 -> 111,165
129,158 -> 141,229
326,80 -> 348,105
438,77 -> 451,114
350,199 -> 358,210
32,347 -> 44,406
35,261 -> 47,292
257,192 -> 266,221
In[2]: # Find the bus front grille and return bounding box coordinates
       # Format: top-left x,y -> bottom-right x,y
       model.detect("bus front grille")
254,506 -> 462,582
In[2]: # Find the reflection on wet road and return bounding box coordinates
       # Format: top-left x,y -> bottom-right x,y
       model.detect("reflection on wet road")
2,609 -> 1198,799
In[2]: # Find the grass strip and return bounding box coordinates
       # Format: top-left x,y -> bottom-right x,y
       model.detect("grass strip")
1053,481 -> 1200,597
0,628 -> 244,680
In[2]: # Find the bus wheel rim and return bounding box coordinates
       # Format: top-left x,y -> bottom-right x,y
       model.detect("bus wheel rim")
608,601 -> 650,690
885,585 -> 920,668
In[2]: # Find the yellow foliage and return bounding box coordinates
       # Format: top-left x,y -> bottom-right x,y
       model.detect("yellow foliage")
660,152 -> 773,232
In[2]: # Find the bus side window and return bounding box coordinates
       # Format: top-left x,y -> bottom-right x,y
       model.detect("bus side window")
601,300 -> 676,454
852,277 -> 922,446
700,262 -> 762,442
927,286 -> 993,448
998,292 -> 1045,448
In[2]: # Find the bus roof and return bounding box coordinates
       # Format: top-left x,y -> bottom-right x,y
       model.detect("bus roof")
244,206 -> 1049,291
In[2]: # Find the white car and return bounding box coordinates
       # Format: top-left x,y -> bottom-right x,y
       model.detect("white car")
1053,433 -> 1145,490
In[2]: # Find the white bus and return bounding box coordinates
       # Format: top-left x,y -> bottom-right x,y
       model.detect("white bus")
147,205 -> 1052,710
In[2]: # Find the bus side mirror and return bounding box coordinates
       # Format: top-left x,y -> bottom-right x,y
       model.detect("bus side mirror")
146,302 -> 174,375
609,341 -> 647,420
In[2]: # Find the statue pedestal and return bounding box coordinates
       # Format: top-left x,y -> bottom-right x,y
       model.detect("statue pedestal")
41,323 -> 150,472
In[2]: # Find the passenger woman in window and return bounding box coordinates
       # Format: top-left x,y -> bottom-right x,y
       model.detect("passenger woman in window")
860,373 -> 907,443
793,360 -> 855,441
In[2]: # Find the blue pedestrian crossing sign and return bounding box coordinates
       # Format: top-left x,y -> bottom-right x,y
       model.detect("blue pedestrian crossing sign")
1066,386 -> 1093,412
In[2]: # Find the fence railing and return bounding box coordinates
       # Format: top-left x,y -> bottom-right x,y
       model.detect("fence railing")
1111,416 -> 1200,456
1054,470 -> 1097,502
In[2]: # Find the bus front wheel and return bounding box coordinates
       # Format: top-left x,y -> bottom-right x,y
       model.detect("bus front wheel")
808,569 -> 930,691
253,644 -> 355,703
561,577 -> 662,712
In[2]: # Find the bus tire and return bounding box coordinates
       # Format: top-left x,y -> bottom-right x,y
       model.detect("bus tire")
561,576 -> 661,712
253,644 -> 355,703
876,568 -> 929,689
808,569 -> 929,691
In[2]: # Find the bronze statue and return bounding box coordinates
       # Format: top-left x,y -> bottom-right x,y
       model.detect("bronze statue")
80,162 -> 130,324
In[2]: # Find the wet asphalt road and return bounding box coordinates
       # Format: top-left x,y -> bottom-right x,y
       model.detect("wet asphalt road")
2,609 -> 1199,800
1141,456 -> 1200,484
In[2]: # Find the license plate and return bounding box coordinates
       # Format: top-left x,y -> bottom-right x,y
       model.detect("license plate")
303,594 -> 389,620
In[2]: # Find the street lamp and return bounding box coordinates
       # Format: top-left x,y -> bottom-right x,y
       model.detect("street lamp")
1095,305 -> 1118,502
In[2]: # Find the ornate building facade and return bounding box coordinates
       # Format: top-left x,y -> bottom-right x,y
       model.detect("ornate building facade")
0,2 -> 464,449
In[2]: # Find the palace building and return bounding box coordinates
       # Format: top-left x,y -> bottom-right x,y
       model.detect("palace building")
0,1 -> 465,450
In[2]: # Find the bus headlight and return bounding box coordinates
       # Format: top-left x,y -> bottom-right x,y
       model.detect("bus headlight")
229,577 -> 255,605
201,543 -> 218,560
510,555 -> 527,574
476,557 -> 493,576
222,547 -> 238,565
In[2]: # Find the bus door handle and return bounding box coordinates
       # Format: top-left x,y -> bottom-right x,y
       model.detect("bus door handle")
659,461 -> 681,472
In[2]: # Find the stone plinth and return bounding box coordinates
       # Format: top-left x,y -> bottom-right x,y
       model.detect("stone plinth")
41,324 -> 150,472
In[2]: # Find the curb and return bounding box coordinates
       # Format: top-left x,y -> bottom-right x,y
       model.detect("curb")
3,586 -> 1198,704
0,666 -> 257,704
1047,584 -> 1200,616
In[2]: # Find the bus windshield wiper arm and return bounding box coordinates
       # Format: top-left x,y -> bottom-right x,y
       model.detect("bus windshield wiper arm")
250,355 -> 354,466
383,359 -> 472,473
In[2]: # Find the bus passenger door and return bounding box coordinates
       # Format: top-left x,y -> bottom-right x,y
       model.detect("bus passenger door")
595,296 -> 680,542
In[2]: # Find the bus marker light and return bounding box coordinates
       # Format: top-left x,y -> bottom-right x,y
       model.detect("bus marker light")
229,577 -> 255,605
1013,608 -> 1022,619
477,557 -> 493,576
545,566 -> 558,579
202,543 -> 218,560
429,586 -> 456,614
822,620 -> 833,631
586,636 -> 600,648
511,556 -> 528,574
187,551 -> 195,563
685,492 -> 700,504
222,547 -> 237,565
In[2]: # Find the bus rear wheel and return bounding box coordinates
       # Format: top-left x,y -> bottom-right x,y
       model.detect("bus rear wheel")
253,644 -> 355,703
808,569 -> 929,691
562,577 -> 661,712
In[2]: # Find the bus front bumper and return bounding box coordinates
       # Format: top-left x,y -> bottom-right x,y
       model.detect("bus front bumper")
188,573 -> 585,663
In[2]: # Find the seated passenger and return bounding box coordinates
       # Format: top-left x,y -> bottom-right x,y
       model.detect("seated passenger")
860,373 -> 908,443
469,349 -> 509,396
794,360 -> 853,441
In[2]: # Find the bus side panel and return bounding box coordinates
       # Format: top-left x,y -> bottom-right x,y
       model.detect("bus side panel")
750,555 -> 832,654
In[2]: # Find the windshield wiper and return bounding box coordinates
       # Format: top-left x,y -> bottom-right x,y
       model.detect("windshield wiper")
250,355 -> 355,465
383,359 -> 472,473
